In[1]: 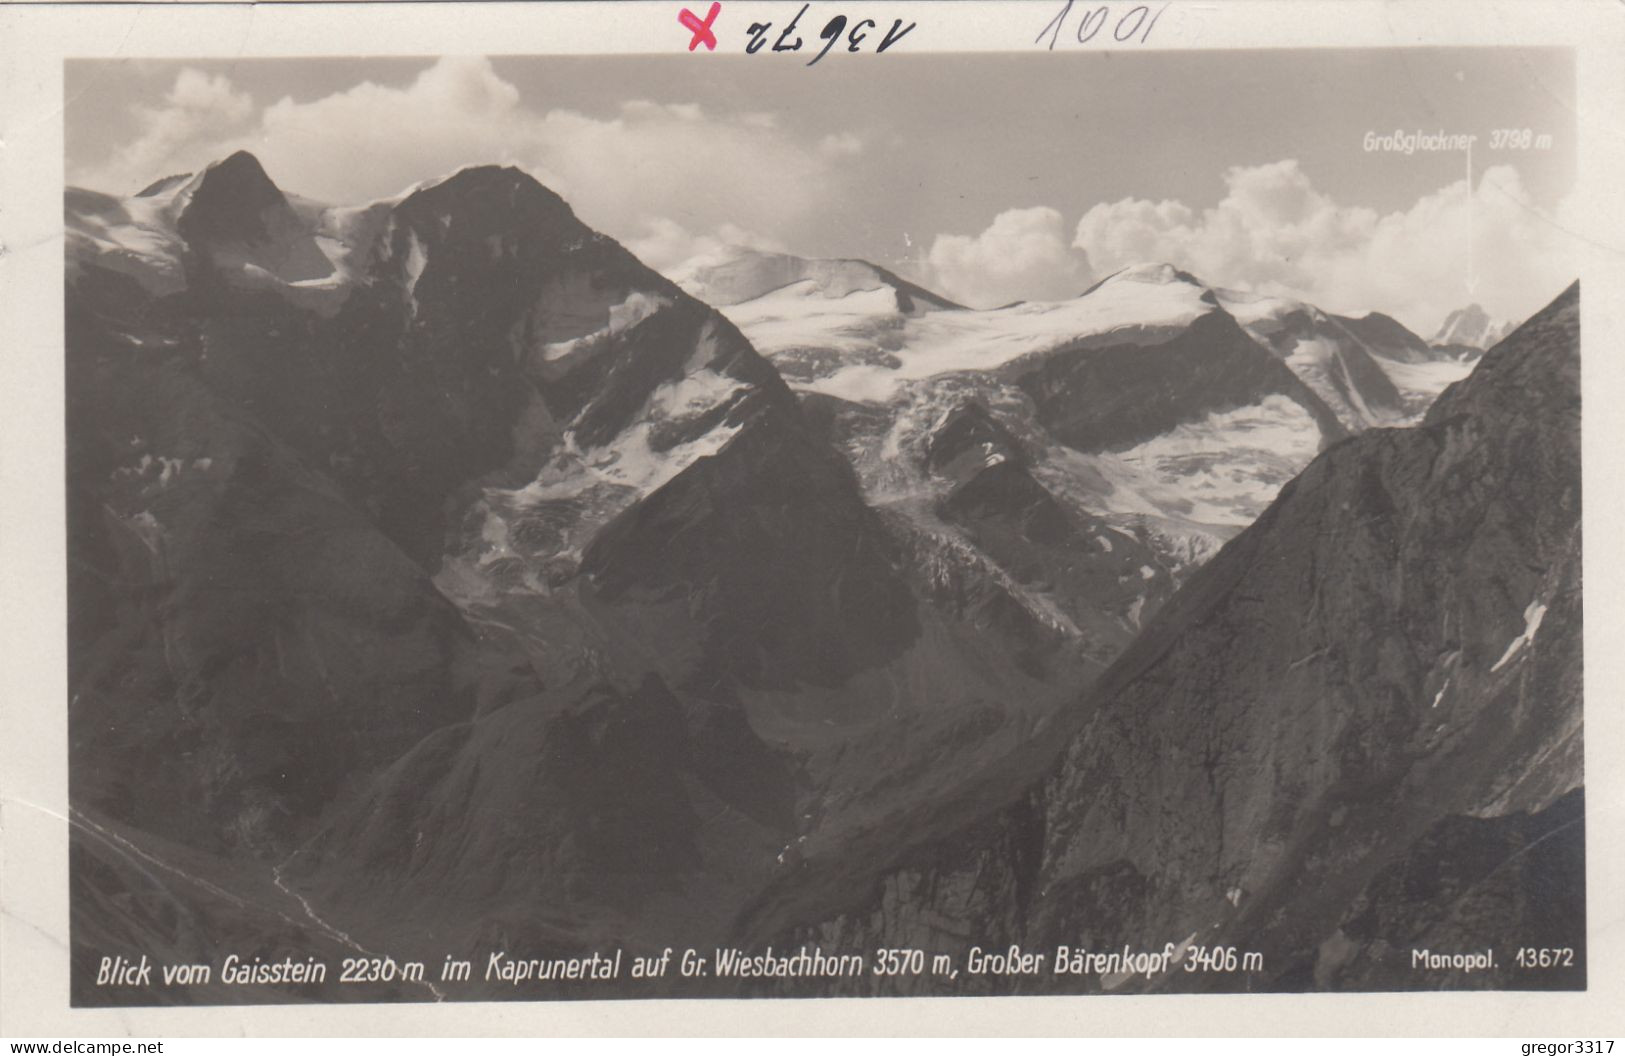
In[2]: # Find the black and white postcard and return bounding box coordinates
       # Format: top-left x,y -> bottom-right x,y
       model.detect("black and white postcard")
3,0 -> 1623,1038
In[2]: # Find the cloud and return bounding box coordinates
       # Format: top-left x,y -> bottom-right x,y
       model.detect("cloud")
818,131 -> 864,158
1074,159 -> 1577,335
92,69 -> 255,189
246,57 -> 535,202
926,207 -> 1088,307
77,58 -> 856,259
624,218 -> 786,275
528,99 -> 838,245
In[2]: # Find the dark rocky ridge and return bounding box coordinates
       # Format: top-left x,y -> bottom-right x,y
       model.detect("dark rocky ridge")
1251,306 -> 1407,424
923,400 -> 1030,481
1004,306 -> 1349,454
67,155 -> 915,936
925,403 -> 1176,668
677,247 -> 964,311
66,155 -> 1110,992
1335,310 -> 1436,362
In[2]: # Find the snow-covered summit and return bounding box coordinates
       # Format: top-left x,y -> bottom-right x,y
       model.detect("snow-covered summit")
1432,303 -> 1513,350
722,257 -> 1217,405
672,245 -> 961,312
1086,262 -> 1200,289
67,152 -> 397,306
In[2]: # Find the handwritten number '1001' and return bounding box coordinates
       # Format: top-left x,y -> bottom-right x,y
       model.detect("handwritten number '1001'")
1036,1 -> 1169,49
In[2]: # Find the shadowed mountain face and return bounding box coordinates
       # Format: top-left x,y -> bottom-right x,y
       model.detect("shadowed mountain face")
65,156 -> 912,934
1028,285 -> 1581,982
752,284 -> 1581,994
64,152 -> 1581,1004
66,154 -> 1092,986
174,150 -> 336,283
1004,304 -> 1347,453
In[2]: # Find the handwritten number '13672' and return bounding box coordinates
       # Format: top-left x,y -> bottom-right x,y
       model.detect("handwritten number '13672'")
1036,1 -> 1170,48
746,4 -> 916,66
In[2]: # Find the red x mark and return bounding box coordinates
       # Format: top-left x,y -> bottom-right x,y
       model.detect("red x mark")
679,2 -> 720,51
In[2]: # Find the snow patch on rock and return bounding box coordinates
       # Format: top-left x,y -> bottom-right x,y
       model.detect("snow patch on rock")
724,266 -> 1212,405
1491,600 -> 1548,672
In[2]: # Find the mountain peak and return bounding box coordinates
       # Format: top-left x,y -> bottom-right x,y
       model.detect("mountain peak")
1111,262 -> 1194,286
383,163 -> 582,259
176,150 -> 292,245
673,244 -> 960,311
194,150 -> 283,202
134,172 -> 193,198
1431,302 -> 1512,350
1080,262 -> 1211,299
171,150 -> 339,283
216,148 -> 271,174
1349,309 -> 1420,337
1439,301 -> 1492,330
417,163 -> 558,199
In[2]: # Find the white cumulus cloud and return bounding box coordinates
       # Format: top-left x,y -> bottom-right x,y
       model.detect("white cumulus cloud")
625,218 -> 787,275
926,207 -> 1089,308
93,69 -> 255,189
1073,159 -> 1577,336
75,58 -> 856,262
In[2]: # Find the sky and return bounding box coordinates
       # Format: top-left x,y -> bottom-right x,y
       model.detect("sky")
65,49 -> 1578,336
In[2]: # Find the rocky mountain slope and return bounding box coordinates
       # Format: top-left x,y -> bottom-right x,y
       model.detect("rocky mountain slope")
69,153 -> 897,954
66,155 -> 1581,1001
690,256 -> 1373,586
751,283 -> 1582,993
67,155 -> 1101,991
1213,290 -> 1477,425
